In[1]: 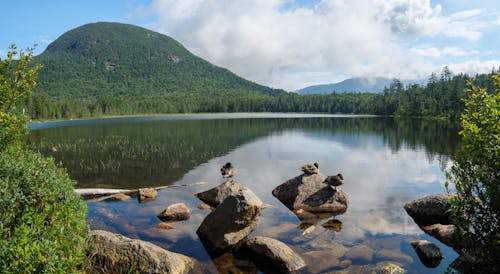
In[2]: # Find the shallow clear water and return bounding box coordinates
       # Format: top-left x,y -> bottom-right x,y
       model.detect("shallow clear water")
28,114 -> 461,273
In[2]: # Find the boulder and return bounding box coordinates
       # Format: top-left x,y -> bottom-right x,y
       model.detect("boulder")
421,223 -> 461,252
195,180 -> 262,208
411,240 -> 443,268
157,203 -> 191,222
243,236 -> 306,273
197,192 -> 262,254
272,173 -> 348,214
404,193 -> 454,226
138,188 -> 158,203
88,230 -> 195,274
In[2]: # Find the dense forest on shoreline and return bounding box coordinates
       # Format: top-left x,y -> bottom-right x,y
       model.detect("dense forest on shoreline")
17,22 -> 497,121
25,70 -> 498,120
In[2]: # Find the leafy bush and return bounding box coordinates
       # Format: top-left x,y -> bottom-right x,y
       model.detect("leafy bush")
0,147 -> 88,273
1,45 -> 87,273
447,75 -> 500,271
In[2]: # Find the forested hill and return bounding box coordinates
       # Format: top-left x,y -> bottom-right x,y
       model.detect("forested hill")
31,22 -> 285,116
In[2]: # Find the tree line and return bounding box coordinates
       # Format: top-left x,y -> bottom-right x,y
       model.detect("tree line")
25,68 -> 499,120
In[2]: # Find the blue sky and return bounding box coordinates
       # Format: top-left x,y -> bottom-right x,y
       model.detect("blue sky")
1,0 -> 499,90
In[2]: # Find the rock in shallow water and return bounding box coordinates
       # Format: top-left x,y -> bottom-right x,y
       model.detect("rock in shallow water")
242,236 -> 306,273
157,203 -> 191,222
138,187 -> 158,203
411,240 -> 443,268
197,192 -> 262,254
403,193 -> 454,227
272,173 -> 348,214
195,180 -> 262,208
88,230 -> 195,274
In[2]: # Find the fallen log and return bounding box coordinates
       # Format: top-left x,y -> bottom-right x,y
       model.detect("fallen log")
75,182 -> 207,201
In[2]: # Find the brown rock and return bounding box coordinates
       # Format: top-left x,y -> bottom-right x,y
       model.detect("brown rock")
404,193 -> 454,226
197,192 -> 262,254
421,223 -> 462,252
88,230 -> 195,273
272,173 -> 348,214
303,250 -> 340,273
197,203 -> 212,210
344,244 -> 375,263
243,236 -> 306,273
195,180 -> 262,208
157,203 -> 191,222
138,188 -> 158,203
156,222 -> 175,230
105,193 -> 132,201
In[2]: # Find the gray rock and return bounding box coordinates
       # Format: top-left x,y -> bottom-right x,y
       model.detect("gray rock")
411,240 -> 443,268
344,244 -> 375,263
138,188 -> 158,203
243,236 -> 306,273
195,180 -> 262,208
404,193 -> 454,226
88,230 -> 195,274
272,173 -> 348,213
197,192 -> 262,254
157,203 -> 191,222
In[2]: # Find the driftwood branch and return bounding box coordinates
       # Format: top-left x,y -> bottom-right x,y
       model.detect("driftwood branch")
75,182 -> 207,201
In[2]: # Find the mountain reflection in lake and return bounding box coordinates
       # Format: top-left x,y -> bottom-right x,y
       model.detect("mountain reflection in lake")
27,114 -> 460,273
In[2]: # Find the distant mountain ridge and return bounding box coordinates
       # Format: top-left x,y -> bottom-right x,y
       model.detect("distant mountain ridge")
33,22 -> 285,101
297,77 -> 425,94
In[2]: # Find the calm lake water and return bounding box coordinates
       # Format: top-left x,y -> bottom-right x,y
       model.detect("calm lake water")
28,113 -> 461,273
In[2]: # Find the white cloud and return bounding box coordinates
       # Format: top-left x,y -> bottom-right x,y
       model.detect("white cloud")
136,0 -> 499,89
410,45 -> 478,58
449,59 -> 500,75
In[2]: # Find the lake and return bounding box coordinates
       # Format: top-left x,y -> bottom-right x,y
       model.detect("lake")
27,113 -> 461,273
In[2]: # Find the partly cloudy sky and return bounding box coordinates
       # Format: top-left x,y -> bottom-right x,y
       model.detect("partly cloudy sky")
1,0 -> 499,90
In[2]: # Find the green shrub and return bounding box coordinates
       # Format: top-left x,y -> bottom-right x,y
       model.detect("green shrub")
0,147 -> 88,273
447,75 -> 500,271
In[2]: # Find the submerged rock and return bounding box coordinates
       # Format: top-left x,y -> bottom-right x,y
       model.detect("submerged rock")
88,230 -> 195,274
138,187 -> 158,203
403,193 -> 454,226
411,240 -> 444,268
156,222 -> 175,230
103,193 -> 133,201
272,173 -> 348,214
344,244 -> 375,264
302,250 -> 340,273
243,236 -> 306,273
375,249 -> 414,264
157,203 -> 191,222
195,180 -> 262,208
197,192 -> 262,254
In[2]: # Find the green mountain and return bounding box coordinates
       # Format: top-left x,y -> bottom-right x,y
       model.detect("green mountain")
33,22 -> 284,104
